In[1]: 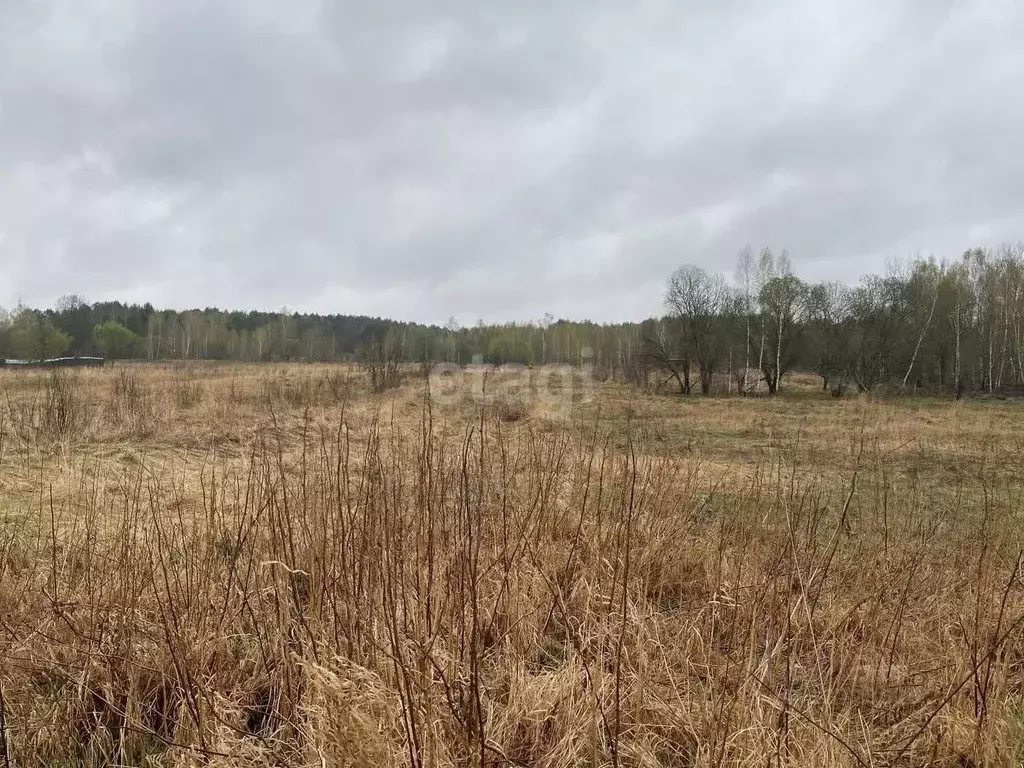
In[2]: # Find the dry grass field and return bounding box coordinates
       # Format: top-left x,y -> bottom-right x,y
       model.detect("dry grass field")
0,363 -> 1022,767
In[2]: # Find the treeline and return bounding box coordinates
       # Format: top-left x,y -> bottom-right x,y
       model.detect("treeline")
0,297 -> 643,371
2,241 -> 1023,398
647,242 -> 1024,397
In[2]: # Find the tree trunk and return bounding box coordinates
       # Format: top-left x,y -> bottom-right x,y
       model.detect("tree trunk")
775,308 -> 783,394
743,312 -> 750,394
700,365 -> 712,395
997,299 -> 1009,390
954,306 -> 962,396
756,326 -> 766,393
901,282 -> 938,393
988,321 -> 994,393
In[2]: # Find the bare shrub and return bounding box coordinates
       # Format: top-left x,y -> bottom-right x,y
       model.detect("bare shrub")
228,373 -> 246,404
173,373 -> 203,409
494,394 -> 529,422
591,363 -> 612,383
3,388 -> 41,447
323,368 -> 354,403
260,375 -> 320,409
260,377 -> 283,405
110,368 -> 154,436
43,369 -> 85,442
283,378 -> 316,408
624,350 -> 653,391
359,332 -> 405,393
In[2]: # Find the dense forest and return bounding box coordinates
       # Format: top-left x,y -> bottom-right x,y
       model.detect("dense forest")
3,241 -> 1024,397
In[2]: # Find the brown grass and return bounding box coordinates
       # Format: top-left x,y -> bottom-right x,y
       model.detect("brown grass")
0,362 -> 1022,766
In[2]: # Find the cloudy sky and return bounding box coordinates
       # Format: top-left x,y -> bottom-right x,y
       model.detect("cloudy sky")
1,1 -> 1022,325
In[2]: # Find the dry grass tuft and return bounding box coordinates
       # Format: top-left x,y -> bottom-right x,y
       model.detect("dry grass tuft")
44,369 -> 87,443
493,394 -> 530,423
173,370 -> 204,410
109,368 -> 156,438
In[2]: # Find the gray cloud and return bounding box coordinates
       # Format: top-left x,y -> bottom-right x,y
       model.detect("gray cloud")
1,0 -> 1023,324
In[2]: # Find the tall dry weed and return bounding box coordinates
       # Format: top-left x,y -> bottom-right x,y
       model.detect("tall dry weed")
109,368 -> 155,438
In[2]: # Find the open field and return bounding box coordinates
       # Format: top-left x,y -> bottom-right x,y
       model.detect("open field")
1,363 -> 1023,767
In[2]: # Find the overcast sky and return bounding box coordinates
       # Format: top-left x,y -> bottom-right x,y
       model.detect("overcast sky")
1,1 -> 1022,325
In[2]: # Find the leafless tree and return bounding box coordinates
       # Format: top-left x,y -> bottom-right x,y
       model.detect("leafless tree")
360,330 -> 406,393
754,248 -> 776,391
643,318 -> 691,394
54,294 -> 88,313
666,265 -> 728,394
900,261 -> 941,393
735,246 -> 755,394
757,263 -> 805,394
805,281 -> 855,396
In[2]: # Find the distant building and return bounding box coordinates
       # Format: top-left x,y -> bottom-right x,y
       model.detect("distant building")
0,357 -> 105,369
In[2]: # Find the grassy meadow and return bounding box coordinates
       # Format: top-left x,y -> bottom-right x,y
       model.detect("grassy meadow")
0,362 -> 1022,766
